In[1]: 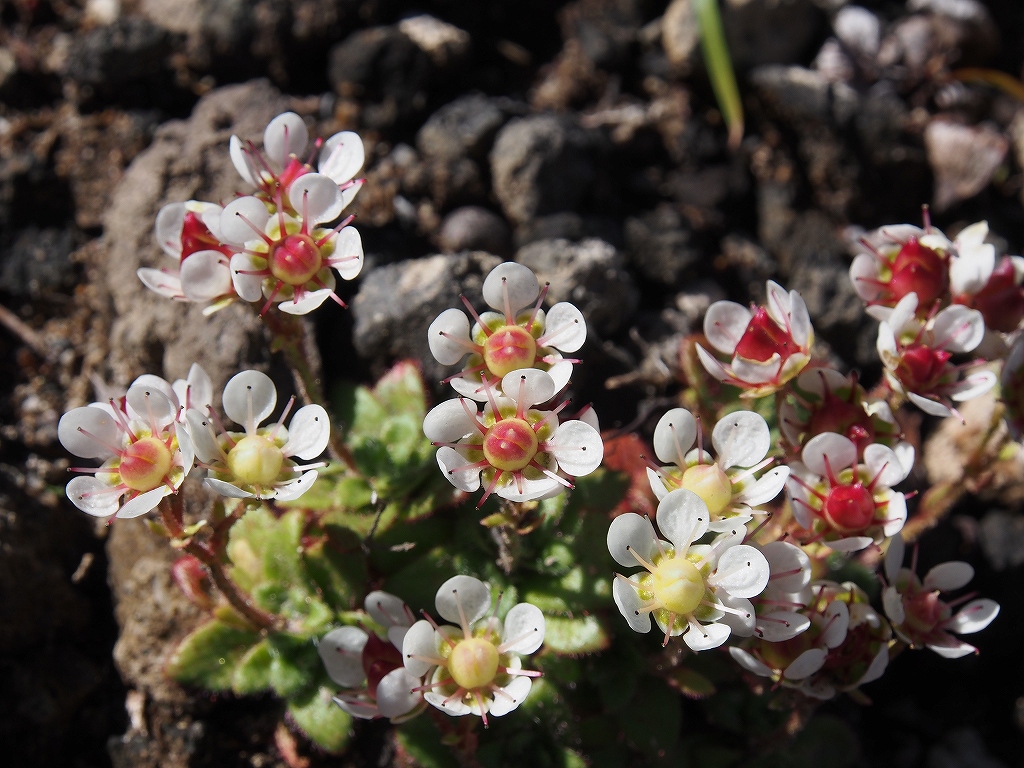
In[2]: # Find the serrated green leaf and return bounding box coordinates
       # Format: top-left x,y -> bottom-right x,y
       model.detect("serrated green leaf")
263,510 -> 306,585
303,537 -> 366,611
287,686 -> 352,755
232,640 -> 273,694
166,619 -> 259,690
543,615 -> 610,655
396,715 -> 460,768
668,667 -> 717,700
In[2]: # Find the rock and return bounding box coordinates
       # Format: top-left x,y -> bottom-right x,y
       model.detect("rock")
559,0 -> 644,70
63,17 -> 171,88
416,94 -> 507,163
514,237 -> 638,336
490,115 -> 601,225
979,511 -> 1024,572
397,15 -> 471,68
624,205 -> 700,285
750,65 -> 859,126
437,206 -> 512,256
924,120 -> 1008,212
721,0 -> 825,69
514,213 -> 622,250
661,0 -> 700,72
833,5 -> 880,59
813,38 -> 855,84
0,226 -> 79,298
718,234 -> 776,298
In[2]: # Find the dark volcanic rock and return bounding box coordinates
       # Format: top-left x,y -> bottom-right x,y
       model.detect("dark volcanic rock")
490,115 -> 602,225
417,94 -> 508,163
515,213 -> 622,249
64,18 -> 171,88
624,205 -> 700,286
751,65 -> 859,127
0,226 -> 79,298
437,206 -> 512,256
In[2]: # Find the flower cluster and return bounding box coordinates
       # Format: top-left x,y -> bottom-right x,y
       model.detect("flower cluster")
139,112 -> 365,316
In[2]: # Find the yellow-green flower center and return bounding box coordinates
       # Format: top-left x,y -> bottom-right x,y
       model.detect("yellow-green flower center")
651,557 -> 705,615
448,637 -> 500,690
681,463 -> 733,516
227,435 -> 283,485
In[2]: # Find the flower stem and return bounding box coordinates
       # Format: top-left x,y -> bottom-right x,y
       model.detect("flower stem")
159,499 -> 281,631
262,311 -> 361,474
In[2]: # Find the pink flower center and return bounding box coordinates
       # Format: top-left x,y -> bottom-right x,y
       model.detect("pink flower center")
960,256 -> 1024,333
734,308 -> 794,363
482,417 -> 539,472
180,211 -> 233,260
119,436 -> 173,492
483,325 -> 538,379
806,390 -> 874,454
823,483 -> 876,533
897,345 -> 952,392
887,237 -> 948,307
902,589 -> 950,636
269,234 -> 323,286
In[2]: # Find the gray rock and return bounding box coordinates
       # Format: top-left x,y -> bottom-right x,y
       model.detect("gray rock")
662,0 -> 700,72
351,252 -> 501,385
833,5 -> 880,59
721,0 -> 825,69
979,510 -> 1024,571
490,115 -> 601,225
719,234 -> 776,298
560,0 -> 644,70
64,17 -> 171,87
924,120 -> 1008,212
624,205 -> 700,285
0,226 -> 79,298
514,238 -> 638,336
437,206 -> 512,256
515,213 -> 622,250
416,94 -> 507,163
751,65 -> 859,126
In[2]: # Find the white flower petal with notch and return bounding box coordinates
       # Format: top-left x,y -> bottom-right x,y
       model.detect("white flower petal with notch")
542,302 -> 587,353
607,512 -> 658,568
703,301 -> 751,354
263,112 -> 308,170
932,305 -> 985,353
712,410 -> 770,470
326,226 -> 363,280
319,626 -> 369,687
482,262 -> 538,314
281,404 -> 330,460
501,603 -> 545,654
655,489 -> 709,553
500,368 -> 554,407
59,407 -> 121,459
287,173 -> 344,225
435,574 -> 491,626
319,131 -> 365,184
863,443 -> 908,487
222,370 -> 277,431
548,420 -> 603,477
653,408 -> 696,466
711,545 -> 770,598
66,476 -> 121,517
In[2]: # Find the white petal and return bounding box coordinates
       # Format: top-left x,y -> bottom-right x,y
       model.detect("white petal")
65,476 -> 121,517
888,293 -> 920,335
703,301 -> 751,354
788,290 -> 812,348
263,112 -> 309,170
376,668 -> 423,719
185,409 -> 224,463
435,574 -> 491,626
58,406 -> 121,459
716,594 -> 755,636
489,676 -> 532,717
653,408 -> 696,466
683,621 -> 730,651
319,626 -> 369,687
222,370 -> 277,432
500,369 -> 555,407
220,196 -> 270,246
365,591 -> 412,629
279,287 -> 333,315
827,536 -> 875,553
427,309 -> 472,366
319,131 -> 365,184
272,470 -> 319,501
784,648 -> 826,679
138,268 -> 184,299
932,305 -> 985,353
230,134 -> 259,186
126,382 -> 177,427
500,603 -> 545,654
893,442 -> 915,476
607,513 -> 658,568
402,620 -> 440,677
180,364 -> 213,413
712,411 -> 770,469
863,443 -> 908,487
711,545 -> 770,598
924,561 -> 974,592
731,355 -> 781,384
729,646 -> 773,677
545,358 -> 574,395
496,474 -> 561,502
116,487 -> 170,519
883,585 -> 905,625
856,645 -> 889,685
549,420 -> 603,477
179,251 -> 232,302
175,425 -> 195,476
288,172 -> 344,225
876,322 -> 899,367
155,202 -> 188,256
950,244 -> 995,295
647,467 -> 669,501
948,370 -> 996,402
907,392 -> 953,417
229,253 -> 266,302
802,432 -> 857,476
946,599 -> 999,634
928,639 -> 977,658
424,689 -> 471,716
884,534 -> 905,583
280,405 -> 330,460
760,541 -> 811,593
483,262 -> 539,315
542,302 -> 587,353
423,399 -> 479,443
436,447 -> 481,492
325,226 -> 364,280
757,611 -> 810,642
695,344 -> 731,382
656,489 -> 710,552
204,478 -> 255,498
821,600 -> 850,648
765,281 -> 792,328
849,253 -> 883,301
736,467 -> 790,506
450,375 -> 498,402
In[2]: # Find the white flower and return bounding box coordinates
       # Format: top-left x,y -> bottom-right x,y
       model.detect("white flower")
230,112 -> 365,209
948,221 -> 996,297
400,575 -> 545,725
698,281 -> 813,397
320,591 -> 426,722
59,377 -> 196,519
138,201 -> 238,314
428,262 -> 586,401
186,370 -> 329,500
849,222 -> 950,309
882,534 -> 999,658
646,408 -> 789,531
720,540 -> 813,643
423,369 -> 603,504
875,292 -> 996,418
607,489 -> 770,650
786,432 -> 909,552
221,180 -> 363,316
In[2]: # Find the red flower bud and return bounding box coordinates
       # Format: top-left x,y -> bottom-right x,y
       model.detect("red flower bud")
734,307 -> 797,363
958,257 -> 1024,333
886,238 -> 948,307
171,555 -> 215,611
180,212 -> 234,261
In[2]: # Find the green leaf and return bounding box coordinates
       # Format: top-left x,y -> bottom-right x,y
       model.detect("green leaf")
303,536 -> 366,611
268,634 -> 323,699
232,640 -> 273,694
262,509 -> 306,585
620,676 -> 682,756
668,667 -> 717,700
166,619 -> 259,690
287,686 -> 352,755
396,716 -> 460,768
543,615 -> 611,655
